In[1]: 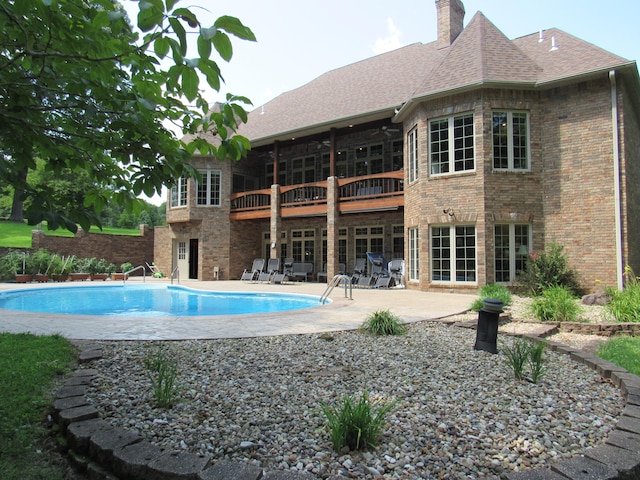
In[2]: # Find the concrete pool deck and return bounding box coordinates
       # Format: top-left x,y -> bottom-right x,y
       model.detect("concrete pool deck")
0,279 -> 475,340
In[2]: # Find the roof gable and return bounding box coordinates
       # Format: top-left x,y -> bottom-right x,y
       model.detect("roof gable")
413,12 -> 541,97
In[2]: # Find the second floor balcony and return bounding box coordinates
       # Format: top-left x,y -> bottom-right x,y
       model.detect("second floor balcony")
229,171 -> 404,220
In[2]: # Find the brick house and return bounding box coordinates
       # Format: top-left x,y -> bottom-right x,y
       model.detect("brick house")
154,0 -> 640,293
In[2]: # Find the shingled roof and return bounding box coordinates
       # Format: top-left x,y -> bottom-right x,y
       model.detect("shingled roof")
224,9 -> 634,146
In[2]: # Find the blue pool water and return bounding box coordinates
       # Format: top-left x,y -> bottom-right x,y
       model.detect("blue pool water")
0,284 -> 326,316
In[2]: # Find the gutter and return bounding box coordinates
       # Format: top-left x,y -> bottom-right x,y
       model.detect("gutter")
610,70 -> 624,290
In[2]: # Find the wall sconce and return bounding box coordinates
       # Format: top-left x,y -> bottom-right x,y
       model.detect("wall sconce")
271,242 -> 276,249
517,244 -> 529,256
443,208 -> 455,217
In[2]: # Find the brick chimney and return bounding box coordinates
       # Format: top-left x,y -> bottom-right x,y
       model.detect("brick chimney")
436,0 -> 465,46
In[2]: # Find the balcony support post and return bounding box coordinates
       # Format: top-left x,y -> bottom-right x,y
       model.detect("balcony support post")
326,176 -> 340,282
270,184 -> 281,258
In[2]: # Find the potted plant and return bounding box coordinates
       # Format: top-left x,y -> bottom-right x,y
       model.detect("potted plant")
90,258 -> 111,281
51,255 -> 72,282
31,248 -> 54,282
69,257 -> 90,281
0,250 -> 33,283
111,261 -> 132,281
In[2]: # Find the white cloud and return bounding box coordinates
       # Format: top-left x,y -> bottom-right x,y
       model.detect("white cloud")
373,18 -> 404,54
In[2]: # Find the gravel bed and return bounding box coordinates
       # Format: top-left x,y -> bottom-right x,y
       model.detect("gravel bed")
85,320 -> 623,479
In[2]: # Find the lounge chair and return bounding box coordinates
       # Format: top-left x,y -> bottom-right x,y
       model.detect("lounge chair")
388,258 -> 405,287
240,258 -> 264,282
273,257 -> 294,284
367,252 -> 393,288
351,258 -> 372,287
318,263 -> 346,283
258,258 -> 280,283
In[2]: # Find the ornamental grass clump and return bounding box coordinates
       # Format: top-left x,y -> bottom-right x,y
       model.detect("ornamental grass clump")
144,346 -> 180,409
529,285 -> 582,322
321,391 -> 397,452
470,284 -> 512,311
606,266 -> 640,323
360,309 -> 407,336
501,337 -> 547,383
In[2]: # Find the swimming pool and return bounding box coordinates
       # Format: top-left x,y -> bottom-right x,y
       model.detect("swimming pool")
0,284 -> 327,316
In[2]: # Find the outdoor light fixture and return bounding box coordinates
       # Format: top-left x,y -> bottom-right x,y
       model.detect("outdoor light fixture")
443,207 -> 455,217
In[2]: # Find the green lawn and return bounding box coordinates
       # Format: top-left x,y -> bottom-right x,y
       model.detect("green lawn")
0,221 -> 139,248
598,335 -> 640,376
0,333 -> 77,479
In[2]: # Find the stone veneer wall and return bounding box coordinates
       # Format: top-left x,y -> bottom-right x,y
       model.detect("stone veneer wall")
30,225 -> 154,273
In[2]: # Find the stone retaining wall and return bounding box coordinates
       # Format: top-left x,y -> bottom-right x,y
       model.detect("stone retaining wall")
559,322 -> 640,337
54,336 -> 640,480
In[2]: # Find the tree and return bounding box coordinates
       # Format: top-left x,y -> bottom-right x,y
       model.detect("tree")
0,0 -> 255,232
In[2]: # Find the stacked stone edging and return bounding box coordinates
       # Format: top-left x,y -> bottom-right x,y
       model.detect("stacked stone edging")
558,321 -> 640,337
54,335 -> 640,480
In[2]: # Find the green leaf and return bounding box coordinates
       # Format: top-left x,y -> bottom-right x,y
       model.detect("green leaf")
154,37 -> 171,58
138,5 -> 164,32
173,8 -> 198,28
197,35 -> 212,59
181,68 -> 199,101
212,31 -> 233,61
214,16 -> 257,41
168,17 -> 187,55
165,0 -> 179,10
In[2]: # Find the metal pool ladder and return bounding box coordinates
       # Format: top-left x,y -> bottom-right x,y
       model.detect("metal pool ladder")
320,274 -> 353,303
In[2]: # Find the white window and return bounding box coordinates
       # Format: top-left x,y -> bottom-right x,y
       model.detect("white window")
178,241 -> 187,260
407,127 -> 418,183
429,114 -> 474,175
409,227 -> 419,281
196,170 -> 222,206
170,177 -> 188,208
493,111 -> 530,170
292,229 -> 315,264
495,224 -> 531,283
431,225 -> 476,283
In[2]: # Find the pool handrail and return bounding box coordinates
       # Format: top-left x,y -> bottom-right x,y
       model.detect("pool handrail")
171,265 -> 179,284
320,274 -> 353,303
123,265 -> 146,284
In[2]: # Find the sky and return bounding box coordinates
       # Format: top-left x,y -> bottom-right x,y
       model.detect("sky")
122,0 -> 640,109
124,0 -> 639,203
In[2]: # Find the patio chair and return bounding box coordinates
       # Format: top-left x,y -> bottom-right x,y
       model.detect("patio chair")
388,258 -> 405,287
240,258 -> 264,282
351,258 -> 372,287
273,257 -> 294,284
258,258 -> 280,283
367,252 -> 392,288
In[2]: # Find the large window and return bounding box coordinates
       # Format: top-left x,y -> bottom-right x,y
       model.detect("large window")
429,114 -> 474,175
493,111 -> 530,170
431,225 -> 476,283
407,127 -> 418,183
354,226 -> 384,265
495,224 -> 530,283
196,170 -> 221,206
170,177 -> 188,208
409,227 -> 419,281
292,229 -> 315,264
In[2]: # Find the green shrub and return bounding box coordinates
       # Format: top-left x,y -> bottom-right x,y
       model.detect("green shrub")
360,309 -> 407,336
517,243 -> 582,296
143,347 -> 180,409
321,391 -> 396,451
606,266 -> 640,323
470,284 -> 512,311
597,335 -> 640,375
501,337 -> 547,383
30,248 -> 55,274
0,250 -> 24,279
529,285 -> 582,322
120,262 -> 133,273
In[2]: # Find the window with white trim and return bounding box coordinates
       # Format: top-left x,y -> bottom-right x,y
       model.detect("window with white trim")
431,225 -> 476,282
429,114 -> 474,175
170,177 -> 188,208
292,229 -> 315,264
494,224 -> 530,283
407,127 -> 418,183
409,227 -> 419,281
493,111 -> 530,170
196,170 -> 221,206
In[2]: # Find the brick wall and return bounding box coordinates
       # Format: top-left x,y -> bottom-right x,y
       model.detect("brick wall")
30,225 -> 154,273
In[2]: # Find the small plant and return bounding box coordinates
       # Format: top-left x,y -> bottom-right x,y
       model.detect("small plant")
470,284 -> 512,311
360,309 -> 407,336
501,337 -> 547,383
606,266 -> 640,323
120,261 -> 133,273
529,285 -> 582,322
321,391 -> 396,452
517,243 -> 582,296
143,346 -> 180,409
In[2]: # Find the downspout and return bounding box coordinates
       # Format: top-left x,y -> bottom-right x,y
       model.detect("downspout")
609,70 -> 624,290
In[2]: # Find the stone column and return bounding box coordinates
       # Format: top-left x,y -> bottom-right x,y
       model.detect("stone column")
326,176 -> 339,282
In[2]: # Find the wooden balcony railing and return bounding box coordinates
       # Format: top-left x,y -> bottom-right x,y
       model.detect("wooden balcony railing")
229,171 -> 404,219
